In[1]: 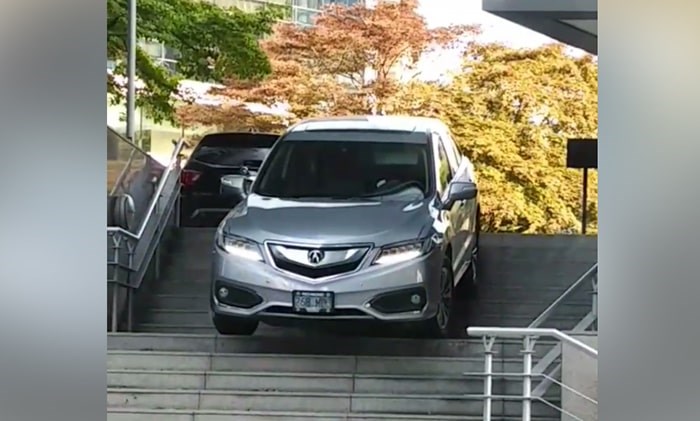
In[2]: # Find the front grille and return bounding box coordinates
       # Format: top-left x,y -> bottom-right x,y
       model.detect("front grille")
268,243 -> 369,279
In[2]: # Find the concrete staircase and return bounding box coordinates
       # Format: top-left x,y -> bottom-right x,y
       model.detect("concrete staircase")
107,228 -> 597,420
108,334 -> 561,420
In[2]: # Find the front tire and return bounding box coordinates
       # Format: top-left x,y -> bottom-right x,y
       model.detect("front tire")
420,256 -> 456,338
212,313 -> 258,336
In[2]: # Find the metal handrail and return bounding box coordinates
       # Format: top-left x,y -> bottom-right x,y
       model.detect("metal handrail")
467,327 -> 598,358
521,263 -> 598,400
529,263 -> 598,329
107,137 -> 186,240
107,137 -> 185,332
467,327 -> 597,421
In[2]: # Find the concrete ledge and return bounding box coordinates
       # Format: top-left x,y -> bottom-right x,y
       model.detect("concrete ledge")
108,332 -> 559,358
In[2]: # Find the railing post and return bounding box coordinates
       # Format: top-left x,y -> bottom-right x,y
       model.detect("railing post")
482,336 -> 496,421
174,192 -> 181,228
591,274 -> 598,331
522,335 -> 535,421
126,287 -> 133,332
110,285 -> 119,332
154,244 -> 161,280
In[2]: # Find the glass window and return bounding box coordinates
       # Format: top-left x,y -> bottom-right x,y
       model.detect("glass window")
255,136 -> 430,201
433,133 -> 453,195
191,134 -> 278,168
440,130 -> 462,173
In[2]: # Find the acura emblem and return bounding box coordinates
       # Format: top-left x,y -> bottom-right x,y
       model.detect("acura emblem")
307,249 -> 325,265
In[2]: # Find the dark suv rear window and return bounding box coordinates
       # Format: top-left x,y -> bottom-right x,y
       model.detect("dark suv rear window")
190,133 -> 278,168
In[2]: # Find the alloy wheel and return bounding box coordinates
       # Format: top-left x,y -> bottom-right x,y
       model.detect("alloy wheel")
436,266 -> 452,330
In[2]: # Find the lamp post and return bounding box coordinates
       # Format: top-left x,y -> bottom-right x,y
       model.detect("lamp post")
126,0 -> 137,143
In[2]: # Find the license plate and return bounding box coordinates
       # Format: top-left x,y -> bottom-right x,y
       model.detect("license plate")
292,291 -> 334,314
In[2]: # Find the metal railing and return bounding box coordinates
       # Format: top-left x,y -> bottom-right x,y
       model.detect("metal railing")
467,327 -> 597,421
107,136 -> 186,332
528,264 -> 597,400
467,263 -> 599,421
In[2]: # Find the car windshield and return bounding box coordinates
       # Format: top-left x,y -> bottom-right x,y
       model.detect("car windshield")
254,134 -> 430,201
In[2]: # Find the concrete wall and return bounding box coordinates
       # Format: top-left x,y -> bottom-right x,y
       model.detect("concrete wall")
561,333 -> 598,421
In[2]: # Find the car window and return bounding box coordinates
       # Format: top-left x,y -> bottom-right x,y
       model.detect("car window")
192,146 -> 269,167
254,134 -> 430,201
190,134 -> 277,168
440,130 -> 462,173
433,133 -> 454,195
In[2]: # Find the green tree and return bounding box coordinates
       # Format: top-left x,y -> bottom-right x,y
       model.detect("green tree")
438,43 -> 598,233
107,0 -> 283,123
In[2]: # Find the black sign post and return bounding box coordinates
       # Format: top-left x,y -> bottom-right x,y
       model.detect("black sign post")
566,139 -> 598,234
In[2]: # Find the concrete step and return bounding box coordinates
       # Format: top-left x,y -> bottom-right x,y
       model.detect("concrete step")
150,280 -> 210,293
107,388 -> 559,417
107,368 -> 559,398
149,294 -> 209,309
142,309 -> 210,325
160,267 -> 212,280
135,323 -> 217,335
107,351 -> 546,376
108,333 -> 559,358
107,407 -> 558,421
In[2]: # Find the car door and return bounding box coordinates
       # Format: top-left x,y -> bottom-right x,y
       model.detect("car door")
431,131 -> 467,273
438,128 -> 478,272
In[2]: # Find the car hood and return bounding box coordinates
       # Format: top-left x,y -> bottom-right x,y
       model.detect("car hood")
222,194 -> 433,246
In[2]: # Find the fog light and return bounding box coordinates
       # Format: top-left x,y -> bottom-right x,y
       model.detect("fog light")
218,287 -> 229,299
410,294 -> 422,305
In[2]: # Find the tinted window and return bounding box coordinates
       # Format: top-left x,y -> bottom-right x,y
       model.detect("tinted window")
441,131 -> 462,173
191,133 -> 277,168
255,136 -> 430,201
433,133 -> 453,194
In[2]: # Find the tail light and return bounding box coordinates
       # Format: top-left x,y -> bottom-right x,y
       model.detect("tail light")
180,169 -> 202,188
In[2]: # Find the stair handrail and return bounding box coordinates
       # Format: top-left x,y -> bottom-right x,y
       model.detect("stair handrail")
107,137 -> 185,332
107,137 -> 186,241
529,263 -> 598,329
467,327 -> 597,421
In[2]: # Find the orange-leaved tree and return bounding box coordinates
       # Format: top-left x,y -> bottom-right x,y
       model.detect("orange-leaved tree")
177,0 -> 478,129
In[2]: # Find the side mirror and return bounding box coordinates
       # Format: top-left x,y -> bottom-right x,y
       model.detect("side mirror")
220,174 -> 255,197
441,181 -> 477,210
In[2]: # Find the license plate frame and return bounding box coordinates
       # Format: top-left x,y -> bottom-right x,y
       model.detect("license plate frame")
292,291 -> 335,314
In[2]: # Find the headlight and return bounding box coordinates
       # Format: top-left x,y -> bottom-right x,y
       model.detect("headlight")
215,232 -> 263,262
374,239 -> 433,266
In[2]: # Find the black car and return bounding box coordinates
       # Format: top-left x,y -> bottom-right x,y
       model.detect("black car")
179,132 -> 280,227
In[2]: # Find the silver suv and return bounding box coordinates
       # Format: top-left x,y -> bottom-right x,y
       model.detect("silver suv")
210,116 -> 480,337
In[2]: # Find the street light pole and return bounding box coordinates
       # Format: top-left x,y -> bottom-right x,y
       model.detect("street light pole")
126,0 -> 137,143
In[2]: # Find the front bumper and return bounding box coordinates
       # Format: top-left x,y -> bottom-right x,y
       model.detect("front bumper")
210,245 -> 444,322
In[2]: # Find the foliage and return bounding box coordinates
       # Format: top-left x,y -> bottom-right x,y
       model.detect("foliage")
430,43 -> 599,233
178,3 -> 598,234
107,0 -> 283,123
178,0 -> 477,127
